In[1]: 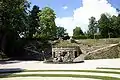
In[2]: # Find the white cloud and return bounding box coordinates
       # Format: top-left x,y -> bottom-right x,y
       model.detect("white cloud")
62,6 -> 68,10
55,0 -> 118,36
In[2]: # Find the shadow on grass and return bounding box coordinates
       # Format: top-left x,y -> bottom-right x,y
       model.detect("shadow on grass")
0,68 -> 24,78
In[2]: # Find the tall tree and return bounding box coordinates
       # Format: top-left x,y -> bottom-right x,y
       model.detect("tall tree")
1,0 -> 30,35
116,8 -> 120,14
98,13 -> 111,38
109,15 -> 118,37
0,0 -> 30,57
73,27 -> 84,37
27,5 -> 40,38
116,14 -> 120,37
37,7 -> 57,40
88,16 -> 98,36
56,26 -> 67,38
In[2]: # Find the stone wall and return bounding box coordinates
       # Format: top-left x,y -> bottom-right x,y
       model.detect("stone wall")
52,46 -> 82,62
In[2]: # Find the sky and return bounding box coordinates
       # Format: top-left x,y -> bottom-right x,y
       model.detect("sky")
29,0 -> 120,36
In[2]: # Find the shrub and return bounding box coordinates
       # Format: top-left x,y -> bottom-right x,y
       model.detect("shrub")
70,39 -> 77,43
72,35 -> 87,39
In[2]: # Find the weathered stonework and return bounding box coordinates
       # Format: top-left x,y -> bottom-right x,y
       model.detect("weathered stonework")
52,46 -> 83,62
85,44 -> 120,60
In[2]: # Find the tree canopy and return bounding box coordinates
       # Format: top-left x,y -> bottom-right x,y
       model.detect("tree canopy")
1,0 -> 120,59
27,5 -> 40,38
72,27 -> 85,39
56,26 -> 67,38
1,0 -> 30,35
87,13 -> 120,38
0,0 -> 30,58
88,16 -> 98,36
98,13 -> 111,38
36,7 -> 57,40
73,27 -> 84,36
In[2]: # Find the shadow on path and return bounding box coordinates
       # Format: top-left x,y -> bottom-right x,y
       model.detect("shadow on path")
0,68 -> 24,78
0,60 -> 21,64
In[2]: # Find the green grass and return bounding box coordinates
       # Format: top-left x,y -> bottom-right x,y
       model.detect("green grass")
77,38 -> 120,46
97,67 -> 120,70
0,74 -> 120,80
55,38 -> 120,47
53,40 -> 78,47
23,70 -> 120,74
1,69 -> 120,74
1,68 -> 120,80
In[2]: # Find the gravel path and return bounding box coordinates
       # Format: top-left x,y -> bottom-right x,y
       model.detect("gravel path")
1,58 -> 120,70
0,58 -> 120,80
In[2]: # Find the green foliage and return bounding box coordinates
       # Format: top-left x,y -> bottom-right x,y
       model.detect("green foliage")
0,0 -> 59,58
113,14 -> 120,37
85,33 -> 102,39
53,40 -> 78,47
56,26 -> 67,38
0,0 -> 30,58
0,0 -> 30,35
72,35 -> 87,39
26,5 -> 40,38
70,39 -> 77,43
98,13 -> 112,38
73,27 -> 84,36
88,17 -> 98,36
87,13 -> 120,38
1,0 -> 120,59
37,7 -> 57,40
73,27 -> 85,39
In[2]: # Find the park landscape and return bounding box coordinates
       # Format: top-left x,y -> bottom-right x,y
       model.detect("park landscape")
0,0 -> 120,80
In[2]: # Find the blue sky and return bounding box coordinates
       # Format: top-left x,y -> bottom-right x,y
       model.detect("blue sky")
108,0 -> 120,10
29,0 -> 120,17
29,0 -> 120,35
29,0 -> 82,17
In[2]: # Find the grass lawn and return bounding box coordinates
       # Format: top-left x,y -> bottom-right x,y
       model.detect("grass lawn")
97,67 -> 120,70
22,70 -> 120,74
0,68 -> 120,80
0,74 -> 120,80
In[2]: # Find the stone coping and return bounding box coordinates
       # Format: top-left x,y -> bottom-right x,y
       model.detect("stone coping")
52,46 -> 80,48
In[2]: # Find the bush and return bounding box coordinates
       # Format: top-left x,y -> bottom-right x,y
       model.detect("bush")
85,34 -> 102,39
72,35 -> 87,39
70,39 -> 77,43
62,35 -> 70,40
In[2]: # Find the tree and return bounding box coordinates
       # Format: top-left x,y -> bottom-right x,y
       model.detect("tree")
116,8 -> 120,14
1,0 -> 30,35
72,27 -> 85,39
73,27 -> 84,36
27,5 -> 40,38
98,13 -> 111,38
62,33 -> 70,40
0,0 -> 30,57
37,7 -> 57,40
115,14 -> 120,37
88,16 -> 98,36
56,26 -> 67,38
109,15 -> 118,37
